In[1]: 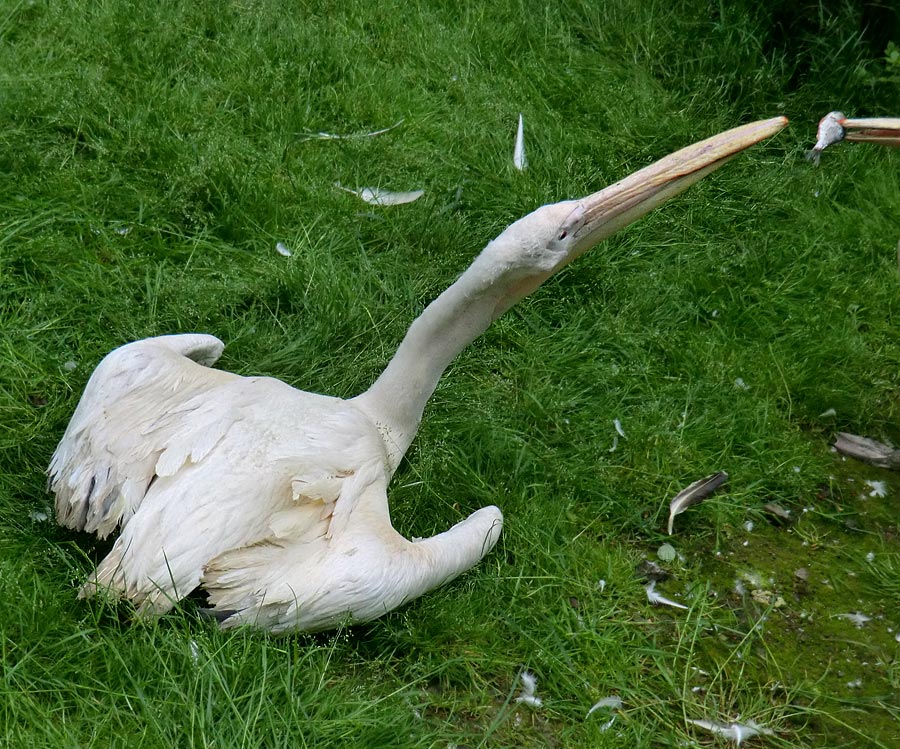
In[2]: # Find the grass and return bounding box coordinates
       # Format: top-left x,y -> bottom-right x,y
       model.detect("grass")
1,0 -> 899,746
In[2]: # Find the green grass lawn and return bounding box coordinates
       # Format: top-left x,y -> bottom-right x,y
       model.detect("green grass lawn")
2,0 -> 899,746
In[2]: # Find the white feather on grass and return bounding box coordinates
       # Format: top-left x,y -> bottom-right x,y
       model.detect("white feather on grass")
835,612 -> 871,628
645,581 -> 689,610
586,695 -> 621,715
608,419 -> 626,453
519,671 -> 537,693
275,242 -> 292,257
296,120 -> 405,142
586,696 -> 622,731
513,113 -> 527,171
514,670 -> 542,707
336,184 -> 424,206
586,695 -> 622,716
687,718 -> 773,745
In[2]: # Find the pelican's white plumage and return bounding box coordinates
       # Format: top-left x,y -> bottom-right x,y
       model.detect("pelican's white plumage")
49,117 -> 786,633
51,334 -> 501,631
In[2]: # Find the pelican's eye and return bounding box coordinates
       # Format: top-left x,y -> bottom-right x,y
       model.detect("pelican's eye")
558,205 -> 586,241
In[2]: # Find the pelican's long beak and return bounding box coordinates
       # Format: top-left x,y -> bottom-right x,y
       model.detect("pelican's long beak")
841,117 -> 900,148
569,116 -> 788,255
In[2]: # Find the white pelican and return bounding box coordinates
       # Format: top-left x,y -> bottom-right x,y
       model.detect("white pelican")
49,117 -> 787,633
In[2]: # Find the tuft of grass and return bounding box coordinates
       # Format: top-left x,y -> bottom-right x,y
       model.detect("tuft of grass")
2,0 -> 899,746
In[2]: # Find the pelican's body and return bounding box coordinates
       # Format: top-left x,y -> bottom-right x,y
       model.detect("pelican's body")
51,335 -> 499,632
49,117 -> 786,633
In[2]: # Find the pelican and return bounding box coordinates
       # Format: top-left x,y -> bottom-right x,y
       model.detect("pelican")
49,117 -> 786,633
809,111 -> 900,163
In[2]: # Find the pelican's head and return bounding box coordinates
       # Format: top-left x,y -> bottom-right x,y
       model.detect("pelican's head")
486,117 -> 788,316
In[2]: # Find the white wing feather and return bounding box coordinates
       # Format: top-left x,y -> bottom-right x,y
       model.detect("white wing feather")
49,334 -> 233,537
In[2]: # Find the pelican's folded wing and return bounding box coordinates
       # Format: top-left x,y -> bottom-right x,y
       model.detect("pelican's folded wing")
49,334 -> 236,538
202,466 -> 504,634
202,530 -> 429,634
200,466 -> 398,633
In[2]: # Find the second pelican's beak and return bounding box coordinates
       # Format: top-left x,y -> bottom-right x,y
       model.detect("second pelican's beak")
569,116 -> 788,256
841,117 -> 900,148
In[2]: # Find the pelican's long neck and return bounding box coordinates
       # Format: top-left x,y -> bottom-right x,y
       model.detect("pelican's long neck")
348,117 -> 791,474
352,227 -> 561,474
